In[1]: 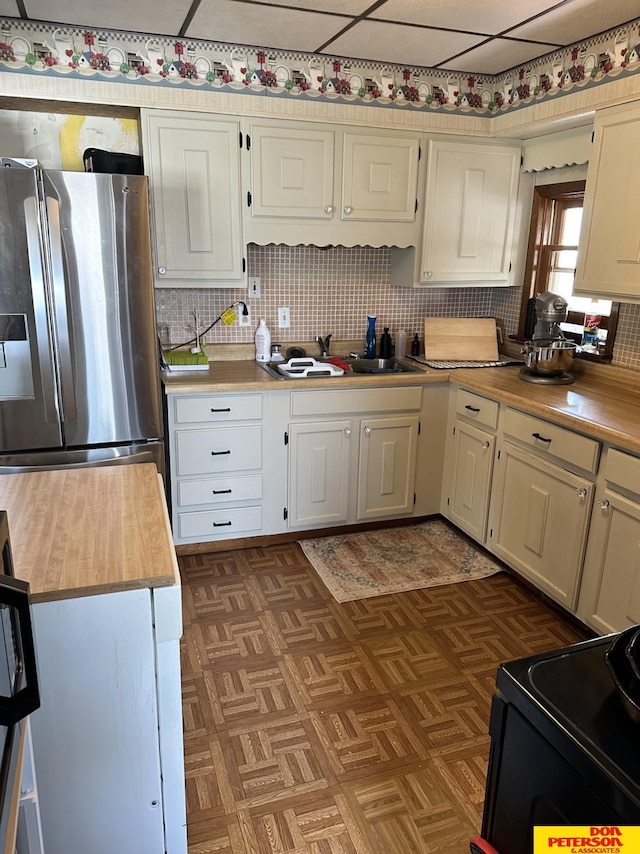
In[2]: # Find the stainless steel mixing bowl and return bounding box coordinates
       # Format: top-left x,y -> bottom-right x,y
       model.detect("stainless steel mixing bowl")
522,338 -> 578,376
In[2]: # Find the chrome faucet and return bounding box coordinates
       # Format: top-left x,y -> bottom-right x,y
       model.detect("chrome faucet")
315,334 -> 332,357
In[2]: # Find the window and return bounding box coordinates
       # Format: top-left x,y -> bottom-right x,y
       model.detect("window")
518,181 -> 618,360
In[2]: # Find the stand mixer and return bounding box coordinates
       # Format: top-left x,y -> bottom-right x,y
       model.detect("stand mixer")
520,291 -> 577,385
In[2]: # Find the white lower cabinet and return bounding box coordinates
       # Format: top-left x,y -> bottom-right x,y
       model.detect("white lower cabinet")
167,390 -> 288,544
578,448 -> 640,633
29,583 -> 185,854
489,442 -> 593,610
287,386 -> 422,530
442,388 -> 499,543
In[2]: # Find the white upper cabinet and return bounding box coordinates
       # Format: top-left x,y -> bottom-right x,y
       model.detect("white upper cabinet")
574,101 -> 640,302
244,120 -> 422,247
419,139 -> 521,286
341,132 -> 420,223
249,123 -> 335,219
142,110 -> 245,288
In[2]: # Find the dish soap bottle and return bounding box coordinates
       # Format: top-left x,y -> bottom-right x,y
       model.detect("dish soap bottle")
411,333 -> 420,357
395,330 -> 407,358
380,327 -> 392,358
364,315 -> 377,359
255,319 -> 271,363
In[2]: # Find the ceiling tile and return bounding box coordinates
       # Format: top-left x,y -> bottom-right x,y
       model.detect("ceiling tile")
187,0 -> 346,53
327,20 -> 483,68
508,0 -> 640,46
373,0 -> 563,37
23,0 -> 191,36
0,1 -> 20,17
440,37 -> 561,75
246,0 -> 372,14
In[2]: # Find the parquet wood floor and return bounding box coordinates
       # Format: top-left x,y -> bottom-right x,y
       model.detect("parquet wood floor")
180,541 -> 587,853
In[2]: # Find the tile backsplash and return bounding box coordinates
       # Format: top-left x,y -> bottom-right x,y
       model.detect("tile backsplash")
155,243 -> 640,368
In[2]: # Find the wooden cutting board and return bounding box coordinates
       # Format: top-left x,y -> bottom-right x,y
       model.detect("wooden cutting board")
424,317 -> 499,361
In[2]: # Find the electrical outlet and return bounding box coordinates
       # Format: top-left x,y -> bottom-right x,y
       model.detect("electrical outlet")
239,305 -> 252,327
278,307 -> 290,328
248,277 -> 261,299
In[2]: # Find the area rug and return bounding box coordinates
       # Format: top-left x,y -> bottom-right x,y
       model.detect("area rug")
298,519 -> 503,602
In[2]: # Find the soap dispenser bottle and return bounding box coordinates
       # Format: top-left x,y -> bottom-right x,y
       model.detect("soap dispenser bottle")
255,319 -> 271,363
364,315 -> 376,359
380,327 -> 392,358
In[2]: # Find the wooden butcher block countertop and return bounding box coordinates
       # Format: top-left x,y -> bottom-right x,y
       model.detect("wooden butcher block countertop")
452,365 -> 640,456
0,463 -> 178,603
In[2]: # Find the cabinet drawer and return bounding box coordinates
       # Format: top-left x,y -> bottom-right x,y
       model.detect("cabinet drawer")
503,408 -> 599,474
174,394 -> 262,423
177,506 -> 262,539
456,389 -> 499,429
176,426 -> 262,475
177,475 -> 263,507
605,448 -> 640,496
291,386 -> 422,416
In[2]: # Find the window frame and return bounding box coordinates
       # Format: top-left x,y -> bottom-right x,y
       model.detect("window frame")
517,180 -> 619,362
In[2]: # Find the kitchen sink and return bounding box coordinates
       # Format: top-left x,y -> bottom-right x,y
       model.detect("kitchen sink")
258,356 -> 422,380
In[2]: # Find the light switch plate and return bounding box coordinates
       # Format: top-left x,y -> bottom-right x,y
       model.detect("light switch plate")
278,307 -> 290,328
249,277 -> 261,299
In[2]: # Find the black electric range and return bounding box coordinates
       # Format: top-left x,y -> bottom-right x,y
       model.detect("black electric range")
482,635 -> 640,854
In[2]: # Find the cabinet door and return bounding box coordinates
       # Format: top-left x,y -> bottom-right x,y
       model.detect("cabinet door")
249,123 -> 335,219
143,110 -> 244,286
420,140 -> 520,284
489,443 -> 592,610
357,415 -> 418,520
574,102 -> 640,301
288,420 -> 352,527
446,420 -> 495,543
578,487 -> 640,634
341,132 -> 419,222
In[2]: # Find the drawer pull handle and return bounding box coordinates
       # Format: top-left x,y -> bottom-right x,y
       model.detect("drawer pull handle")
213,521 -> 232,527
465,405 -> 480,412
211,450 -> 231,456
211,407 -> 231,413
212,488 -> 232,495
532,432 -> 551,444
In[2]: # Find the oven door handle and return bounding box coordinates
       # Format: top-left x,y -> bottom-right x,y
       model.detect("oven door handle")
0,576 -> 40,726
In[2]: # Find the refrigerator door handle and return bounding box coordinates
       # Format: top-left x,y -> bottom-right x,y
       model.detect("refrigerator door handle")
45,194 -> 77,423
23,196 -> 60,427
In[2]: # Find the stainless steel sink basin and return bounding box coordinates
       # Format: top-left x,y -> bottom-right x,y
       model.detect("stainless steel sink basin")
259,356 -> 422,380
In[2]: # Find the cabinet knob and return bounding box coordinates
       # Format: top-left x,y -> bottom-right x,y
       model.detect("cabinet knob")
599,498 -> 610,510
482,441 -> 490,450
324,205 -> 334,214
363,425 -> 372,435
423,271 -> 432,279
344,427 -> 352,437
343,205 -> 353,215
158,266 -> 166,276
576,487 -> 588,499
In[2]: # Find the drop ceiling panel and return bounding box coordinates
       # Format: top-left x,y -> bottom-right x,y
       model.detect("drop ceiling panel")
0,1 -> 19,16
328,20 -> 483,68
22,0 -> 191,35
246,0 -> 373,14
187,0 -> 343,53
373,0 -> 563,38
443,37 -> 560,75
509,0 -> 639,46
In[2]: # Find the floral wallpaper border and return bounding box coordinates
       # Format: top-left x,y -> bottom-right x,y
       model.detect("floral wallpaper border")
1,17 -> 640,116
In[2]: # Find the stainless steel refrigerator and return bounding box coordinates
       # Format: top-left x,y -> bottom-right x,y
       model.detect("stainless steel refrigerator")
0,168 -> 163,472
